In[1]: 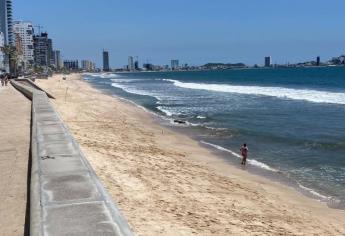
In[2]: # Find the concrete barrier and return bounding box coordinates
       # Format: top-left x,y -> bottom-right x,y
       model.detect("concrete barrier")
15,78 -> 55,99
11,81 -> 134,236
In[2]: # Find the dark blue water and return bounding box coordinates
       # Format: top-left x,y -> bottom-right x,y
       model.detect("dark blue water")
83,67 -> 345,201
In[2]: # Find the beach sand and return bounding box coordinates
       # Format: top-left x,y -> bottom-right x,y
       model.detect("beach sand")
0,85 -> 31,235
37,73 -> 345,236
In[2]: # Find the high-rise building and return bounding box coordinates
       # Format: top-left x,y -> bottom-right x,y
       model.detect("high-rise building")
264,56 -> 271,67
47,38 -> 54,66
63,60 -> 79,70
0,32 -> 4,71
33,32 -> 54,67
54,50 -> 62,69
316,56 -> 320,66
0,0 -> 13,45
81,60 -> 95,72
171,59 -> 179,70
103,50 -> 110,71
128,56 -> 134,71
0,0 -> 13,72
13,21 -> 34,70
134,60 -> 139,70
50,50 -> 56,68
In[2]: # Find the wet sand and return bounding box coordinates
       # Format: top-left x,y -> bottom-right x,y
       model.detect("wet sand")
37,74 -> 345,236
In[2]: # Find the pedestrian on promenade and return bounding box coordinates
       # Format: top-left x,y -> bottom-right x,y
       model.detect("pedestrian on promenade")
0,72 -> 4,86
240,143 -> 248,165
4,74 -> 9,86
6,74 -> 11,86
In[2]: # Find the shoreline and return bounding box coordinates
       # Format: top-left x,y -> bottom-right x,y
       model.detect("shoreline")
115,95 -> 330,201
37,73 -> 345,235
88,79 -> 332,203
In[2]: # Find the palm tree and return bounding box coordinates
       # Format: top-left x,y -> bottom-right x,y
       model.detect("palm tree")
0,45 -> 17,74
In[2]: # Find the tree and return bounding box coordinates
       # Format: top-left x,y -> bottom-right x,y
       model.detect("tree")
0,45 -> 18,74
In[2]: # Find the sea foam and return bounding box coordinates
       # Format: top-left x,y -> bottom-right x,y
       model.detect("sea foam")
200,141 -> 278,172
111,83 -> 162,101
85,73 -> 119,79
297,183 -> 330,200
156,106 -> 173,116
164,79 -> 345,105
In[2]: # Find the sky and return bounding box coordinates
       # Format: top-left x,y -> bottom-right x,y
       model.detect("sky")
13,0 -> 345,68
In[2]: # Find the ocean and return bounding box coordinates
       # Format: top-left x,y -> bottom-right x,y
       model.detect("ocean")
83,67 -> 345,204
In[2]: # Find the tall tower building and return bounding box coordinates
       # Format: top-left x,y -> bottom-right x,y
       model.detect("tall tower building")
0,0 -> 13,45
13,21 -> 35,69
134,57 -> 139,70
54,50 -> 62,69
264,56 -> 272,67
47,38 -> 54,66
103,50 -> 110,71
128,56 -> 134,71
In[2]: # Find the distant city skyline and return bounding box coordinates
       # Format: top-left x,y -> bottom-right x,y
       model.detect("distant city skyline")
13,0 -> 345,68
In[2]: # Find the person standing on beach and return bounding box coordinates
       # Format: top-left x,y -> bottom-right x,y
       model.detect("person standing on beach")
240,143 -> 248,165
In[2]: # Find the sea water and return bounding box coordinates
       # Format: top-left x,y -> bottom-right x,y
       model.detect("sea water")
83,67 -> 345,203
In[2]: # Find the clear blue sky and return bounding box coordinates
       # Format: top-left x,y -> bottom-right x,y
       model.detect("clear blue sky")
14,0 -> 345,68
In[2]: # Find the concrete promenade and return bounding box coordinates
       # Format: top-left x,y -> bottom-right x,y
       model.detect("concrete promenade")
0,85 -> 31,235
10,80 -> 133,236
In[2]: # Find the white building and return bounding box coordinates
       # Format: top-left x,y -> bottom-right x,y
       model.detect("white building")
81,60 -> 95,72
128,56 -> 134,71
0,32 -> 4,71
13,21 -> 34,70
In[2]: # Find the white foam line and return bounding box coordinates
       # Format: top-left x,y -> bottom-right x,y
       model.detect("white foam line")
156,106 -> 173,116
110,78 -> 146,82
84,73 -> 120,79
111,83 -> 162,101
197,116 -> 207,119
201,141 -> 333,200
164,79 -> 345,105
297,183 -> 330,200
200,141 -> 278,172
115,97 -> 175,125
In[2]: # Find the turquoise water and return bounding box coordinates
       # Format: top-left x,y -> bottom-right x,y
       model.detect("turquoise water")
83,67 -> 345,202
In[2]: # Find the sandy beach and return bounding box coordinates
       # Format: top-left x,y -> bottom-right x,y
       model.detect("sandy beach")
36,73 -> 345,236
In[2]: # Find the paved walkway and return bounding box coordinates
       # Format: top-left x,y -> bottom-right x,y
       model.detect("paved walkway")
0,85 -> 31,235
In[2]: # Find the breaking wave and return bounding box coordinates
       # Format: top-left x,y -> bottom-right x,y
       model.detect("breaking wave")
164,79 -> 345,105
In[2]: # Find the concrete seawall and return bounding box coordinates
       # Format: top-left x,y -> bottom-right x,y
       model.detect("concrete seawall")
11,80 -> 134,236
